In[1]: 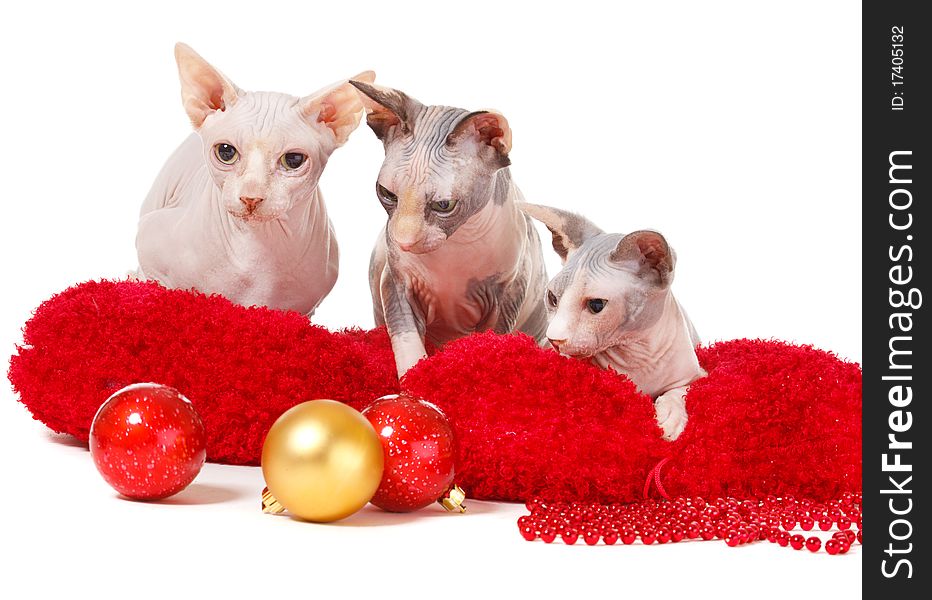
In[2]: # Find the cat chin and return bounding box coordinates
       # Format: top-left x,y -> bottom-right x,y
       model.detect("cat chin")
559,348 -> 597,360
228,211 -> 281,224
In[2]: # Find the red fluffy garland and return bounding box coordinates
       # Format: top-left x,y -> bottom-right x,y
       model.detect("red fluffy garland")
403,333 -> 862,503
8,280 -> 862,504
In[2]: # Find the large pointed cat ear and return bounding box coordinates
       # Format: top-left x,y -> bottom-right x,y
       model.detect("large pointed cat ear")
447,111 -> 512,165
611,230 -> 676,287
518,203 -> 603,263
300,71 -> 376,148
348,81 -> 418,140
174,43 -> 242,129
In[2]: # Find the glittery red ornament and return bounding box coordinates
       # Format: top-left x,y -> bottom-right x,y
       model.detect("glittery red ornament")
362,394 -> 456,512
89,383 -> 206,500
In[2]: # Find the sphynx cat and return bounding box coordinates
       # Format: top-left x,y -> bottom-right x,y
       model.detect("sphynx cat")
520,203 -> 704,441
349,81 -> 548,377
137,43 -> 374,315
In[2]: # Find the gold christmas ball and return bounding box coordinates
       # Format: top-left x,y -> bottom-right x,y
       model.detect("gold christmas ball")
261,400 -> 384,522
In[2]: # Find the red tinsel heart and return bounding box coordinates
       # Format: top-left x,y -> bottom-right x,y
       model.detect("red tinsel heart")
7,280 -> 862,504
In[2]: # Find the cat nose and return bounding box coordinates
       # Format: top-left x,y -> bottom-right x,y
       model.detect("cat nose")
393,233 -> 423,252
240,197 -> 264,213
548,338 -> 565,351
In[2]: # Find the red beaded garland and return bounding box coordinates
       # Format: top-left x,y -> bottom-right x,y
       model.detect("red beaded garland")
835,530 -> 856,544
517,493 -> 862,554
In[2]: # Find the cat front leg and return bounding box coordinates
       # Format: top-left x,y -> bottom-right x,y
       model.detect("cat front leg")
654,385 -> 689,441
380,267 -> 427,378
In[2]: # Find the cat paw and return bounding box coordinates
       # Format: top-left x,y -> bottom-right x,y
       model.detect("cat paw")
392,332 -> 428,379
654,391 -> 688,441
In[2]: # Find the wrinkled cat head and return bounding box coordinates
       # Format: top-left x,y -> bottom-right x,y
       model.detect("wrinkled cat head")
349,80 -> 512,254
520,203 -> 677,357
175,43 -> 373,222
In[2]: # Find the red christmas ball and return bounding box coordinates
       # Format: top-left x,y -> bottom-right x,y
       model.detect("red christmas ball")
362,394 -> 455,512
89,383 -> 206,500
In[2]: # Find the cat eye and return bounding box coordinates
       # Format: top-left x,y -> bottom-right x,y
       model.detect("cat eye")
429,199 -> 458,214
376,183 -> 398,206
547,290 -> 558,307
587,298 -> 607,314
280,152 -> 307,170
214,143 -> 239,165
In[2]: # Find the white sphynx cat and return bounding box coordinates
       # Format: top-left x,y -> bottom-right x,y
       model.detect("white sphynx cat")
521,204 -> 705,441
349,81 -> 549,378
136,43 -> 374,315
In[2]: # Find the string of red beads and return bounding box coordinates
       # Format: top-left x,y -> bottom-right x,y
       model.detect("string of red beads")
517,492 -> 862,555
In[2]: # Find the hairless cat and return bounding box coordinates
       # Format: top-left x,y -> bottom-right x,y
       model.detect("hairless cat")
137,43 -> 373,315
521,203 -> 705,441
350,81 -> 549,377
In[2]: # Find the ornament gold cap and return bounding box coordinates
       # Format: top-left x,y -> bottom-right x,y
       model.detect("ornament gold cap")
439,484 -> 467,513
261,487 -> 286,514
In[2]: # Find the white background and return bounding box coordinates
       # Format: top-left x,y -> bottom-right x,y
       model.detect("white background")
0,1 -> 861,597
